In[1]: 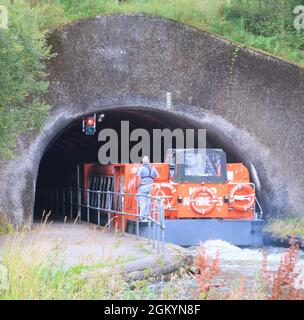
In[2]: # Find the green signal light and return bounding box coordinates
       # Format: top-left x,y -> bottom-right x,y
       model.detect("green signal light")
86,127 -> 95,135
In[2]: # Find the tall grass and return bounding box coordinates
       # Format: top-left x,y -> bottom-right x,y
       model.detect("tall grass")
0,224 -> 128,299
0,221 -> 196,299
1,225 -> 304,299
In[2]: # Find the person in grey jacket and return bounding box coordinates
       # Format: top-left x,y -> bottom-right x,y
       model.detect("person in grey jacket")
136,156 -> 159,222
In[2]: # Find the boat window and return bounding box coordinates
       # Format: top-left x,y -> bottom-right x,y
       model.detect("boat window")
169,149 -> 227,183
184,152 -> 222,177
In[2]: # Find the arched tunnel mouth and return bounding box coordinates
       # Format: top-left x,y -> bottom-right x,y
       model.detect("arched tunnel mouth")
33,106 -> 260,222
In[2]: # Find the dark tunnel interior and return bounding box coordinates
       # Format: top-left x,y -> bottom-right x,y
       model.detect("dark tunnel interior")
33,107 -> 248,222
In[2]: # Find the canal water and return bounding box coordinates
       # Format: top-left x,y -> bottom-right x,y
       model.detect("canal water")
151,240 -> 304,299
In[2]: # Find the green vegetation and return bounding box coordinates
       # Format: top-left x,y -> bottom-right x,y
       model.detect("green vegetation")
2,229 -> 303,300
265,216 -> 304,237
0,0 -> 50,158
0,212 -> 14,235
1,0 -> 304,158
0,226 -> 178,300
29,0 -> 304,67
0,234 -> 124,299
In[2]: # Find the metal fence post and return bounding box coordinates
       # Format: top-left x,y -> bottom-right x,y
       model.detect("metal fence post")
121,192 -> 125,235
77,188 -> 81,222
136,195 -> 139,239
77,165 -> 81,222
97,191 -> 101,227
87,190 -> 90,223
157,199 -> 162,254
161,199 -> 166,254
148,198 -> 152,244
107,192 -> 111,230
152,197 -> 156,250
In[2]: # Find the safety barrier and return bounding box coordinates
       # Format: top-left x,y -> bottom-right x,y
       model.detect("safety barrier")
68,188 -> 167,254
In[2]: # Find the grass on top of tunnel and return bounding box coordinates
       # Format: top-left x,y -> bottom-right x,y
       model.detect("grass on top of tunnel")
30,0 -> 304,68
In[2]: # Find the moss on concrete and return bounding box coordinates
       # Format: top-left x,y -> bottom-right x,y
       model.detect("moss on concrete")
265,217 -> 304,237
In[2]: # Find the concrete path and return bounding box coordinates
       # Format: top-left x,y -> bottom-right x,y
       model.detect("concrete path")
0,222 -> 190,278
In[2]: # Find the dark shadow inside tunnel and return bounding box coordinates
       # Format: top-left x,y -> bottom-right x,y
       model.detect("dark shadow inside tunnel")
33,107 -> 252,222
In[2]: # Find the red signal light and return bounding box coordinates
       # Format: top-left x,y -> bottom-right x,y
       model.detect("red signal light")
87,118 -> 95,126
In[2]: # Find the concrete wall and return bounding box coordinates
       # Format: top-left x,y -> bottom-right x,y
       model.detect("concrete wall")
0,14 -> 303,225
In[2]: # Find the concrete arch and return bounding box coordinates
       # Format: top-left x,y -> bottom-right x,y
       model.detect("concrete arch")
0,14 -> 304,226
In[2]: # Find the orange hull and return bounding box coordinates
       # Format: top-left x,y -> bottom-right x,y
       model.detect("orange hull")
84,160 -> 256,231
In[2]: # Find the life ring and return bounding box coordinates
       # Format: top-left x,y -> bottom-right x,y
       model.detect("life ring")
229,184 -> 255,212
151,183 -> 177,209
190,187 -> 217,215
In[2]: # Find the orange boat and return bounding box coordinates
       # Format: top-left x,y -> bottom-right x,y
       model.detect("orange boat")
83,149 -> 263,246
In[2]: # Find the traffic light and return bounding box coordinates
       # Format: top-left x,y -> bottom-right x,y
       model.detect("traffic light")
82,114 -> 96,135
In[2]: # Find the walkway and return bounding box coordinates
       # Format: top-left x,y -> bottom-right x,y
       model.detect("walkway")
0,222 -> 190,280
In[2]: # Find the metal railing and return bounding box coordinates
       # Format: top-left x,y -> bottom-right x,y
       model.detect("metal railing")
69,188 -> 167,253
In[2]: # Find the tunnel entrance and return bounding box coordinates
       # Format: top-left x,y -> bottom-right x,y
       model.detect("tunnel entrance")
33,107 -> 249,222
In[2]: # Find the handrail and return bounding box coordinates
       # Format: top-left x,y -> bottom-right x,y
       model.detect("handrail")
70,188 -> 166,253
78,188 -> 172,199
